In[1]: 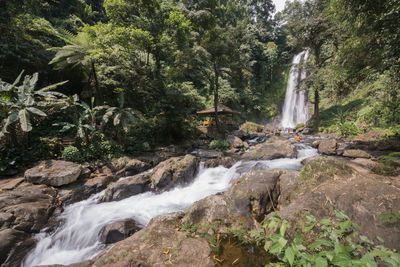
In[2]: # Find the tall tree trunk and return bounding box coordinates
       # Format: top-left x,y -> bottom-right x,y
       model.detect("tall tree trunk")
213,61 -> 222,137
313,87 -> 320,132
91,61 -> 101,104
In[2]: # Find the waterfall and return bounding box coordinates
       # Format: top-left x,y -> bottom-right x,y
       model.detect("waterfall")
281,50 -> 310,129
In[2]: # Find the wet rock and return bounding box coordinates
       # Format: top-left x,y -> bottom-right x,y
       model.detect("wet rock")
99,219 -> 141,244
234,129 -> 250,140
101,174 -> 150,202
151,154 -> 199,190
204,157 -> 236,168
0,212 -> 14,228
78,212 -> 214,267
58,174 -> 118,204
311,140 -> 322,148
343,149 -> 371,158
0,183 -> 57,232
317,139 -> 337,155
0,177 -> 24,190
25,160 -> 82,187
0,229 -> 35,267
125,159 -> 151,176
197,149 -> 224,159
228,135 -> 246,149
242,138 -> 296,160
185,169 -> 282,229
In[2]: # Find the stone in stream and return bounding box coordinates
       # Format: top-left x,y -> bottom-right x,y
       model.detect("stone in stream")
25,160 -> 82,187
241,137 -> 296,160
151,154 -> 199,191
99,219 -> 141,244
342,149 -> 371,158
0,228 -> 35,267
100,173 -> 151,202
317,138 -> 337,155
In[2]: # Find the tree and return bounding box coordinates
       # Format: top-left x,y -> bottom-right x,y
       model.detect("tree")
49,30 -> 100,102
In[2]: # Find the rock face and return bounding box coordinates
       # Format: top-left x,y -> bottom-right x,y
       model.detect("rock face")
112,158 -> 152,177
151,155 -> 199,190
0,229 -> 35,267
227,135 -> 246,149
197,149 -> 223,159
242,137 -> 296,160
101,174 -> 151,202
25,160 -> 82,187
204,157 -> 236,168
99,219 -> 141,244
59,174 -> 119,204
277,156 -> 400,249
317,139 -> 337,155
0,183 -> 57,267
78,213 -> 214,267
184,169 -> 283,229
343,149 -> 371,158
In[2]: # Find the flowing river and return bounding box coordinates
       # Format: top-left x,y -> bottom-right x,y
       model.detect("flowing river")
22,143 -> 317,267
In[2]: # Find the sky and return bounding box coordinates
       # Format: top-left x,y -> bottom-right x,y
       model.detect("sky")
273,0 -> 288,13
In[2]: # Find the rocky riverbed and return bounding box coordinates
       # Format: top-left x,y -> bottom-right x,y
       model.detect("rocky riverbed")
0,133 -> 399,267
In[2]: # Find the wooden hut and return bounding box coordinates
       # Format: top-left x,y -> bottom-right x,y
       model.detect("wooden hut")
196,105 -> 241,137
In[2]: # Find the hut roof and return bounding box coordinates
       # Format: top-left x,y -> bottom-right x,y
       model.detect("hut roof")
196,105 -> 241,116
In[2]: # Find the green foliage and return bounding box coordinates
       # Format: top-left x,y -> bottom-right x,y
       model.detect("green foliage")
372,152 -> 400,176
209,139 -> 230,152
62,146 -> 82,162
80,132 -> 122,162
0,71 -> 67,140
295,123 -> 305,130
379,212 -> 400,227
240,121 -> 264,133
247,211 -> 400,266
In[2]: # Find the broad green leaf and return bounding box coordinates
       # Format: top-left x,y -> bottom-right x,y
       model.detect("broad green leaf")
125,110 -> 138,124
38,80 -> 68,92
377,236 -> 385,243
18,109 -> 32,132
27,107 -> 47,117
114,113 -> 121,126
269,242 -> 283,254
315,256 -> 328,267
278,237 -> 288,248
284,246 -> 295,266
309,239 -> 332,249
306,214 -> 316,222
320,219 -> 331,225
280,221 -> 287,236
335,210 -> 349,220
264,240 -> 273,251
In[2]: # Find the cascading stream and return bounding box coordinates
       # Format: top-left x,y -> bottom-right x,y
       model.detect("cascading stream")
281,50 -> 310,129
23,144 -> 317,267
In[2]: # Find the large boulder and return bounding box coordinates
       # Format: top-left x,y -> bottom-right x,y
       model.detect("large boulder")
204,157 -> 236,168
58,174 -> 119,205
112,157 -> 152,177
75,212 -> 214,267
317,139 -> 337,155
0,183 -> 57,267
184,169 -> 283,230
343,149 -> 371,158
197,149 -> 223,159
25,160 -> 82,187
227,135 -> 246,149
101,174 -> 151,202
0,229 -> 35,267
99,219 -> 141,244
241,137 -> 296,160
277,156 -> 400,249
151,155 -> 199,190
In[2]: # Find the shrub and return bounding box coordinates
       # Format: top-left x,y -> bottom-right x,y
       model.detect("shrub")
80,132 -> 122,161
210,139 -> 230,151
248,211 -> 400,266
62,146 -> 82,162
338,122 -> 359,137
295,123 -> 305,130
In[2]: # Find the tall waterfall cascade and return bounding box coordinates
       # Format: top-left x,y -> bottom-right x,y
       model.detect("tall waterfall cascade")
281,50 -> 310,129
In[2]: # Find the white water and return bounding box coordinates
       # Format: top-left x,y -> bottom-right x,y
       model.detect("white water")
23,144 -> 317,267
281,50 -> 310,129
